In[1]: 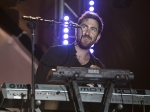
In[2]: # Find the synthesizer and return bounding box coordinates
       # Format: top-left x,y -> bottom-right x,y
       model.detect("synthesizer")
0,83 -> 150,108
49,67 -> 134,84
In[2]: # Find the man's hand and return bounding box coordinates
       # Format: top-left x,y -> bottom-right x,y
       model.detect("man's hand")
90,65 -> 101,69
46,69 -> 53,82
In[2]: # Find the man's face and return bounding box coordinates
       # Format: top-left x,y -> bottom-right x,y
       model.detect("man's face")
76,18 -> 100,49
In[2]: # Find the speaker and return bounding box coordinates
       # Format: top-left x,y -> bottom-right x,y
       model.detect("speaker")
113,0 -> 132,8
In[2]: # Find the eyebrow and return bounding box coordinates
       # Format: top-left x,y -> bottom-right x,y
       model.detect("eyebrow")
91,27 -> 98,31
81,24 -> 98,31
80,24 -> 87,27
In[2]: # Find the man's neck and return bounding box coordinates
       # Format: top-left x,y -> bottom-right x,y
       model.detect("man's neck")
74,44 -> 90,65
74,44 -> 89,56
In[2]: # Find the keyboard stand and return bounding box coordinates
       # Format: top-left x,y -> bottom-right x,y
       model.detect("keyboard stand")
67,80 -> 85,112
101,80 -> 115,112
101,74 -> 125,112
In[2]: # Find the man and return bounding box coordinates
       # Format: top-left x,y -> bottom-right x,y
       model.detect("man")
36,11 -> 105,84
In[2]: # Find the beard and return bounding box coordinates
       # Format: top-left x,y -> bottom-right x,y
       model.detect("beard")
76,35 -> 94,49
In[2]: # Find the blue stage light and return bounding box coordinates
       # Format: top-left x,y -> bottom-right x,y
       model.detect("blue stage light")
63,40 -> 69,45
64,16 -> 69,21
90,48 -> 94,53
91,44 -> 94,47
63,28 -> 69,33
89,6 -> 94,11
89,0 -> 94,5
63,34 -> 69,39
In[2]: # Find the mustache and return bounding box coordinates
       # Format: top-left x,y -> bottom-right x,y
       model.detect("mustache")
82,35 -> 92,40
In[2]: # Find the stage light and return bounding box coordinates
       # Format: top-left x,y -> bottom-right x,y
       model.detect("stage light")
89,6 -> 94,11
63,28 -> 69,33
63,40 -> 69,45
63,34 -> 69,39
64,22 -> 69,27
64,22 -> 69,25
90,48 -> 94,53
88,0 -> 95,52
63,15 -> 70,45
89,1 -> 94,5
91,44 -> 94,47
64,16 -> 69,21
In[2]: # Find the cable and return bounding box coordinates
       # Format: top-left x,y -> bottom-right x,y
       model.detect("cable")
20,93 -> 26,112
48,23 -> 61,45
141,101 -> 145,112
126,75 -> 134,112
59,71 -> 70,82
20,99 -> 24,112
59,85 -> 68,101
120,88 -> 124,104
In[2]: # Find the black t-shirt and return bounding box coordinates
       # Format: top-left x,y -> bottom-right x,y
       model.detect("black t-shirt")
36,44 -> 105,84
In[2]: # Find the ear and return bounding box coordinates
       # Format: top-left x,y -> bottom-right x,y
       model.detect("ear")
95,34 -> 101,43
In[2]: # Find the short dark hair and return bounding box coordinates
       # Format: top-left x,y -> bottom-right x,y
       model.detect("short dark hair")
78,11 -> 104,34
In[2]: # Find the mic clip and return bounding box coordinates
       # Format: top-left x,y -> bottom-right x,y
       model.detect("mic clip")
69,21 -> 81,28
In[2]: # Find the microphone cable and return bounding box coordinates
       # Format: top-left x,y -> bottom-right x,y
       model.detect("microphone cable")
20,93 -> 26,112
141,100 -> 145,112
59,85 -> 68,101
48,23 -> 61,45
126,74 -> 134,112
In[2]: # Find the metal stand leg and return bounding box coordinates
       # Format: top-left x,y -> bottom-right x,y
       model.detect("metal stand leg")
101,81 -> 115,112
67,80 -> 85,112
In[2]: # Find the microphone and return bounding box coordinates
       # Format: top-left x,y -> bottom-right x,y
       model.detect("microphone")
112,104 -> 123,112
22,16 -> 41,21
69,21 -> 81,28
22,16 -> 54,23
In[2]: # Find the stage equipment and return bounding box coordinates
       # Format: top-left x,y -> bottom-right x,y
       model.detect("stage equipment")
0,83 -> 150,110
49,66 -> 134,112
48,66 -> 134,84
0,67 -> 135,112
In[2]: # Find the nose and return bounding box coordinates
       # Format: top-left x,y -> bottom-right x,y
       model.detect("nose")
85,28 -> 90,35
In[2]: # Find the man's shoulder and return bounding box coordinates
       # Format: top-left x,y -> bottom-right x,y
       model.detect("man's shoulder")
45,44 -> 74,56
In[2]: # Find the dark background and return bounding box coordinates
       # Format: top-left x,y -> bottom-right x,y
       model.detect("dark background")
0,0 -> 150,90
0,0 -> 150,111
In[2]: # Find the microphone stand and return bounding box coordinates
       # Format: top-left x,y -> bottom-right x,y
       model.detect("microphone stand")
22,16 -> 56,112
22,16 -> 80,112
27,20 -> 36,112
